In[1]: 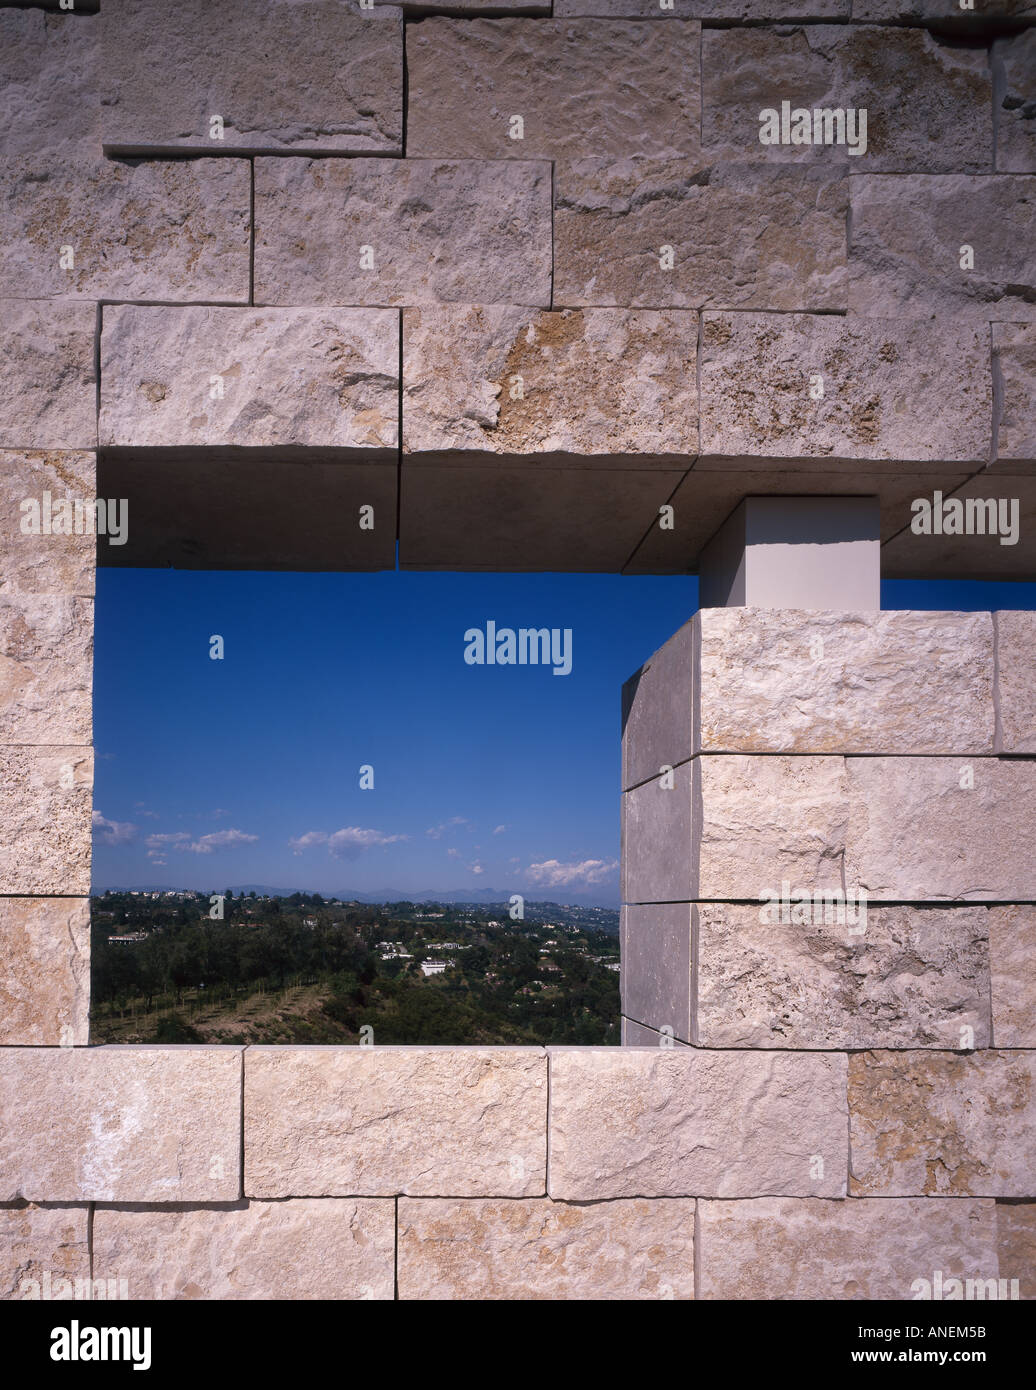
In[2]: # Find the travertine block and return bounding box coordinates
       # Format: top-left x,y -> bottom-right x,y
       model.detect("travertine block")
558,0 -> 847,11
699,1197 -> 999,1300
997,1202 -> 1036,1299
993,30 -> 1036,174
0,452 -> 96,597
554,161 -> 847,311
0,1048 -> 241,1203
0,157 -> 250,303
697,608 -> 995,754
620,903 -> 692,1040
621,759 -> 693,904
100,307 -> 399,451
703,27 -> 991,173
997,610 -> 1036,752
855,0 -> 1034,17
0,302 -> 96,450
990,906 -> 1036,1048
699,313 -> 990,467
849,176 -> 1036,322
0,10 -> 99,159
621,617 -> 695,792
0,597 -> 92,746
696,904 -> 992,1050
0,746 -> 92,894
0,898 -> 89,1047
548,1048 -> 848,1198
993,325 -> 1036,470
245,1047 -> 547,1197
0,1204 -> 90,1302
93,1200 -> 395,1300
397,1197 -> 695,1299
407,19 -> 700,161
254,158 -> 551,308
849,1051 -> 1036,1197
846,757 -> 1036,901
403,305 -> 698,459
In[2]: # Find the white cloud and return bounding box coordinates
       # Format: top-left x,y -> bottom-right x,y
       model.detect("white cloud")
290,827 -> 408,860
92,811 -> 137,846
145,828 -> 257,856
468,861 -> 484,876
426,817 -> 470,839
288,830 -> 330,854
446,848 -> 461,859
526,858 -> 619,887
492,824 -> 507,835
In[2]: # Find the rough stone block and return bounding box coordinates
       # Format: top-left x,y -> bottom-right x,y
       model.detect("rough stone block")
854,0 -> 1034,17
254,157 -> 551,308
849,1051 -> 1036,1197
997,1202 -> 1036,1299
0,1048 -> 242,1203
702,26 -> 991,173
696,904 -> 992,1050
698,608 -> 995,754
1,1204 -> 90,1302
0,157 -> 251,303
621,617 -> 695,792
699,1196 -> 999,1300
93,1199 -> 395,1300
1,452 -> 96,598
620,903 -> 692,1040
0,746 -> 92,894
0,898 -> 89,1048
990,906 -> 1036,1049
699,313 -> 990,467
849,176 -> 1036,323
846,757 -> 1036,902
558,0 -> 847,11
997,610 -> 1036,753
0,301 -> 96,451
993,325 -> 1036,470
245,1047 -> 547,1197
397,1196 -> 695,1300
0,9 -> 99,159
0,596 -> 92,746
403,305 -> 697,459
407,19 -> 700,161
100,307 -> 399,451
994,30 -> 1036,174
554,161 -> 847,311
548,1048 -> 848,1198
621,759 -> 693,904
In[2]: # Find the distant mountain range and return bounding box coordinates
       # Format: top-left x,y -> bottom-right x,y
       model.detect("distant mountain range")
94,883 -> 620,908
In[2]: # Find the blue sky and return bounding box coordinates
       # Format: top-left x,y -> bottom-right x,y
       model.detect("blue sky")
92,569 -> 1036,904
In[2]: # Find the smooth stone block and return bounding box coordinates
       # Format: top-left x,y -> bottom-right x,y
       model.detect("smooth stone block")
621,616 -> 696,792
878,474 -> 1036,582
0,301 -> 96,450
997,610 -> 1036,752
0,452 -> 96,598
993,325 -> 1036,470
621,759 -> 693,904
0,595 -> 92,745
620,903 -> 692,1041
0,1204 -> 90,1302
990,906 -> 1036,1048
0,898 -> 89,1047
0,9 -> 99,159
0,746 -> 92,894
993,30 -> 1036,174
621,1017 -> 691,1047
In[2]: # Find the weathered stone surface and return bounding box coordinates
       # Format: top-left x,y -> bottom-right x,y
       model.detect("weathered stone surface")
93,1199 -> 395,1300
699,313 -> 990,467
254,157 -> 551,308
622,1017 -> 690,1047
0,595 -> 92,744
621,903 -> 692,1040
0,898 -> 89,1047
699,1196 -> 999,1300
0,746 -> 91,894
997,1202 -> 1036,1299
0,10 -> 99,159
245,1047 -> 547,1197
403,305 -> 698,458
554,161 -> 847,311
849,176 -> 1036,323
559,0 -> 847,12
0,301 -> 96,450
855,0 -> 1034,18
997,610 -> 1036,753
990,906 -> 1036,1048
0,157 -> 250,303
994,30 -> 1036,174
398,1197 -> 695,1299
100,307 -> 399,451
0,1204 -> 90,1302
698,608 -> 995,754
382,0 -> 546,8
0,1048 -> 241,1203
621,759 -> 693,904
846,757 -> 1036,901
0,452 -> 96,597
407,19 -> 700,161
850,1051 -> 1036,1197
548,1048 -> 848,1198
993,325 -> 1036,470
101,0 -> 402,156
622,617 -> 695,792
696,904 -> 992,1050
703,27 -> 991,173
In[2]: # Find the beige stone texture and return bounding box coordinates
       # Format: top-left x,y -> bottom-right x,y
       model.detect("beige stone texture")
559,0 -> 847,11
993,30 -> 1036,174
990,906 -> 1036,1049
699,313 -> 990,467
254,157 -> 551,308
0,898 -> 89,1048
997,1202 -> 1036,1299
699,1196 -> 999,1300
397,1196 -> 696,1299
407,19 -> 701,161
245,1047 -> 547,1197
0,301 -> 96,451
0,745 -> 92,894
0,1047 -> 242,1203
696,903 -> 992,1050
0,1203 -> 90,1301
402,305 -> 698,459
554,161 -> 847,311
100,306 -> 399,451
997,610 -> 1036,752
93,1199 -> 396,1300
849,1051 -> 1036,1197
548,1048 -> 848,1198
993,325 -> 1036,470
0,10 -> 99,160
0,452 -> 96,598
0,595 -> 92,745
